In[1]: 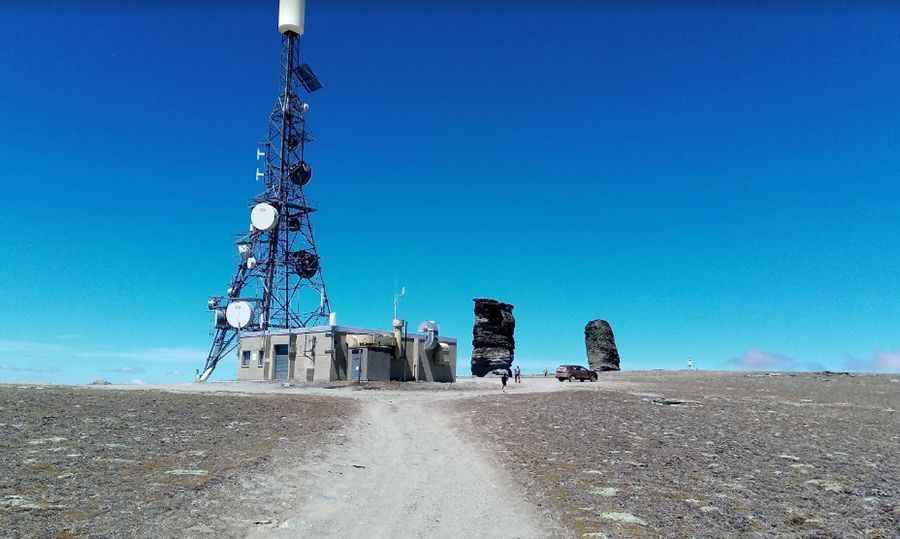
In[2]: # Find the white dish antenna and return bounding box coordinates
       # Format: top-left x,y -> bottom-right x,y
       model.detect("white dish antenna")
250,203 -> 278,231
246,257 -> 258,270
278,0 -> 305,36
226,301 -> 253,329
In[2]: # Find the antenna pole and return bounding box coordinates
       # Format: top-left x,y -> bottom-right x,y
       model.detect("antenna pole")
281,34 -> 296,329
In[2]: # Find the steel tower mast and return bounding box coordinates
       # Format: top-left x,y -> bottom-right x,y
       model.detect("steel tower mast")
199,9 -> 329,382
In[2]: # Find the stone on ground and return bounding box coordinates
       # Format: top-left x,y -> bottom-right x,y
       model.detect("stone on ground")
471,298 -> 515,377
584,319 -> 621,371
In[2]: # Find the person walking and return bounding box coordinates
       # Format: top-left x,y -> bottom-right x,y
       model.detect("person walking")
514,365 -> 522,383
500,370 -> 509,392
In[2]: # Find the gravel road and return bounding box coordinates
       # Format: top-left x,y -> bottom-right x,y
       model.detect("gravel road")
248,384 -> 563,539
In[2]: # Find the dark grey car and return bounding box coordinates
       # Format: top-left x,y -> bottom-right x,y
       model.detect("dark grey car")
555,365 -> 598,382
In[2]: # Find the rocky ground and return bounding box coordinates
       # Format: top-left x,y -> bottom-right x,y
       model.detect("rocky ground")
0,385 -> 354,538
3,374 -> 898,539
453,372 -> 900,538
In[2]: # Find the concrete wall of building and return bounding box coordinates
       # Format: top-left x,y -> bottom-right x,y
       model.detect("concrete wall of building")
391,338 -> 415,381
408,336 -> 457,383
236,326 -> 456,383
382,334 -> 456,383
237,333 -> 292,382
428,342 -> 456,382
294,331 -> 333,383
237,335 -> 268,381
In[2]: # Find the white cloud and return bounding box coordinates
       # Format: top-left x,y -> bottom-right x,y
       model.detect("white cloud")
846,351 -> 900,373
0,338 -> 206,382
0,339 -> 67,353
876,352 -> 900,371
105,366 -> 146,374
0,339 -> 205,364
730,349 -> 793,370
129,378 -> 146,385
74,347 -> 206,364
0,364 -> 60,373
729,349 -> 825,372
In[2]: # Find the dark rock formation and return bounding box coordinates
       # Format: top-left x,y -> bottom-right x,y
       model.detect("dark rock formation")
585,320 -> 620,371
471,298 -> 515,377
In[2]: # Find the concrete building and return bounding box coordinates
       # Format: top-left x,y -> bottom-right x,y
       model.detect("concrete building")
236,325 -> 457,383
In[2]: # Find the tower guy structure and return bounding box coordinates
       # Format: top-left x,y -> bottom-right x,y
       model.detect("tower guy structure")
199,0 -> 329,382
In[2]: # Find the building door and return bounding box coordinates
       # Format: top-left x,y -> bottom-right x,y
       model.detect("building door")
274,344 -> 290,381
350,348 -> 363,382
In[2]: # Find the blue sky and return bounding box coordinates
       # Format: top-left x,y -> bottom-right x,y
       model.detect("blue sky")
2,2 -> 900,383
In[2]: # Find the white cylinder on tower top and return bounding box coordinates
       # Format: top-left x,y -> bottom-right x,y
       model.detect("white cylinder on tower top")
279,0 -> 306,36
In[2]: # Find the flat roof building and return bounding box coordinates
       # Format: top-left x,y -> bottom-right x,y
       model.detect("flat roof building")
236,325 -> 457,384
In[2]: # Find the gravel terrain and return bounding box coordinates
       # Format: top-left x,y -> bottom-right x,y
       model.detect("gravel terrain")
0,385 -> 354,538
453,372 -> 900,538
4,374 -> 897,539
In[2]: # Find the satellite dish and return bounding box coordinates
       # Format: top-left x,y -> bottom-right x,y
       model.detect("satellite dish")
246,257 -> 258,270
226,301 -> 253,329
250,203 -> 278,231
237,242 -> 252,259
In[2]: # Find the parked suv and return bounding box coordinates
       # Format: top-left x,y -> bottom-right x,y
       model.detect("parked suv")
556,365 -> 598,382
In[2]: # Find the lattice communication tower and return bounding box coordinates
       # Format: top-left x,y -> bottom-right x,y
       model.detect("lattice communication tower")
199,1 -> 328,381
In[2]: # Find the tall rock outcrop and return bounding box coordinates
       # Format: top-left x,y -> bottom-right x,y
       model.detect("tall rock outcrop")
471,298 -> 515,377
585,320 -> 620,371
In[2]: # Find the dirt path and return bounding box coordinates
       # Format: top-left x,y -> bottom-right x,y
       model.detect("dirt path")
76,377 -> 612,537
248,390 -> 559,538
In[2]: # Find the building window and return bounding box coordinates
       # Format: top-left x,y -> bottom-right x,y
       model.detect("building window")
257,351 -> 264,368
241,350 -> 251,368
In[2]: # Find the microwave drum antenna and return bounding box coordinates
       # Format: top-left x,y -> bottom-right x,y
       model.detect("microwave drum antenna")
290,161 -> 312,186
225,301 -> 254,329
214,309 -> 228,329
250,203 -> 279,231
291,250 -> 319,279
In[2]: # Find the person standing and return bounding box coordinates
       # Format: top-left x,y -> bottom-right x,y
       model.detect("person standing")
500,370 -> 509,392
514,365 -> 522,383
